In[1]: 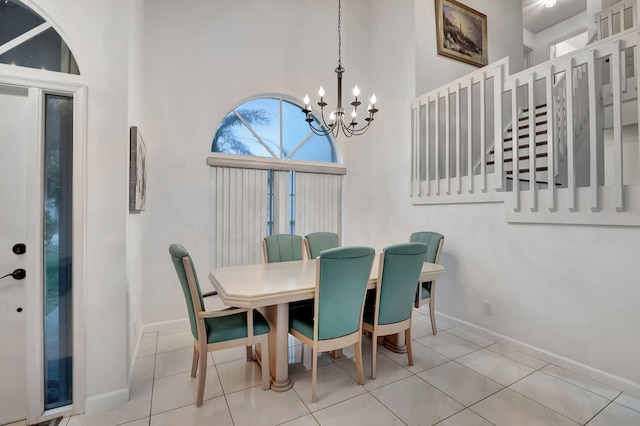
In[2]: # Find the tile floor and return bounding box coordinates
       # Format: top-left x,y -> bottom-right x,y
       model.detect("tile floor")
17,306 -> 640,426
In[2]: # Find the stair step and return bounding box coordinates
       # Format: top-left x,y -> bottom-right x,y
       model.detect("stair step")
520,104 -> 548,113
504,130 -> 547,143
491,140 -> 548,154
518,112 -> 547,122
508,120 -> 548,132
486,152 -> 548,166
505,166 -> 548,175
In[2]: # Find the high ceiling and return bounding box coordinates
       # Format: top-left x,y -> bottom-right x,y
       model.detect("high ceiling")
522,0 -> 588,34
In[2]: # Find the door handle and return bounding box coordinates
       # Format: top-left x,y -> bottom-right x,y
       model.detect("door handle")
0,268 -> 26,280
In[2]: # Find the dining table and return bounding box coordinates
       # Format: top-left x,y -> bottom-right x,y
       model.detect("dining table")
209,257 -> 446,391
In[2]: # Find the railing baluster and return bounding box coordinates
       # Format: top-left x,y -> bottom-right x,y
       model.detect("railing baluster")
445,88 -> 451,195
528,73 -> 538,212
587,51 -> 600,212
611,40 -> 625,212
492,65 -> 508,192
565,58 -> 577,212
456,83 -> 462,194
425,97 -> 431,196
468,78 -> 474,194
511,79 -> 520,212
545,65 -> 556,212
435,94 -> 440,196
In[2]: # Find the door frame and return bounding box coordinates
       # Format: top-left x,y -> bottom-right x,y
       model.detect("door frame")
0,65 -> 87,424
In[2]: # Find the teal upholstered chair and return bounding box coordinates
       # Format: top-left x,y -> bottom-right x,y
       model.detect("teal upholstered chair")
409,231 -> 445,334
169,244 -> 271,406
288,246 -> 375,402
262,234 -> 304,263
362,243 -> 428,378
304,232 -> 340,259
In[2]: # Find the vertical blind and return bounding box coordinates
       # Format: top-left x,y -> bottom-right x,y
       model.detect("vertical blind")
208,156 -> 346,268
210,167 -> 268,268
295,172 -> 342,238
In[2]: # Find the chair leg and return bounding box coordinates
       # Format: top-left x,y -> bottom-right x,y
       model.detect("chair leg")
191,346 -> 199,378
195,345 -> 207,407
405,328 -> 413,367
429,295 -> 437,335
311,347 -> 318,403
260,337 -> 271,390
355,338 -> 365,385
370,330 -> 377,379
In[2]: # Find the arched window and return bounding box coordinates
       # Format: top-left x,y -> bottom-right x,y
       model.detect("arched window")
208,96 -> 344,268
212,96 -> 336,162
0,0 -> 79,74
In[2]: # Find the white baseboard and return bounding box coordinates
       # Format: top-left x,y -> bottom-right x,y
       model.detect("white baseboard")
140,318 -> 190,335
84,387 -> 130,413
436,312 -> 640,395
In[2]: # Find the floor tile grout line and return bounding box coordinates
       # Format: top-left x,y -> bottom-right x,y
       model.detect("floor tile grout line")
540,363 -> 623,402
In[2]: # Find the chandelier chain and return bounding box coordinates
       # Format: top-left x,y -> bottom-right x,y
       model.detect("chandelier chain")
337,0 -> 342,67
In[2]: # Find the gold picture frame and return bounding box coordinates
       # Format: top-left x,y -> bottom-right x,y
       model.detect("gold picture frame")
129,126 -> 147,212
435,0 -> 488,67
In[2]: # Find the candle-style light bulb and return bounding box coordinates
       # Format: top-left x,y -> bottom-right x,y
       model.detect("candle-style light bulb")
329,111 -> 336,121
303,94 -> 310,106
351,109 -> 357,118
353,85 -> 360,97
370,93 -> 377,105
367,103 -> 372,111
319,86 -> 325,97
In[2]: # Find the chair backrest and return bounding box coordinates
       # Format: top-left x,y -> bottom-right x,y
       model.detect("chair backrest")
409,231 -> 444,263
304,232 -> 340,259
263,234 -> 303,263
376,243 -> 428,325
315,246 -> 375,340
169,244 -> 204,340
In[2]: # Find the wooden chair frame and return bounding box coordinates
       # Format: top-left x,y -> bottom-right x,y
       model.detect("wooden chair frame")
183,256 -> 270,407
288,257 -> 367,402
303,232 -> 341,260
362,252 -> 414,379
414,238 -> 444,335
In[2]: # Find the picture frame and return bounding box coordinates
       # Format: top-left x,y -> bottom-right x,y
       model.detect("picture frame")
435,0 -> 488,67
129,126 -> 147,212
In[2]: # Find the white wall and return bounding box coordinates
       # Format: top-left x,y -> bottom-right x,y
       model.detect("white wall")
415,0 -> 524,95
139,0 -> 369,325
136,0 -> 640,393
527,12 -> 590,67
346,0 -> 639,392
27,0 -> 134,410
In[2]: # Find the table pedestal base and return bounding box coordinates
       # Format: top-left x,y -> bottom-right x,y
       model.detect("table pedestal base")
383,333 -> 407,354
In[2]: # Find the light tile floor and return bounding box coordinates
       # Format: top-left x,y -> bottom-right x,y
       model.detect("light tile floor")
38,306 -> 640,426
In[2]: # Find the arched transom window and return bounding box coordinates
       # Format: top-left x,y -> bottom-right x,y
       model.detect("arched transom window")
212,96 -> 336,163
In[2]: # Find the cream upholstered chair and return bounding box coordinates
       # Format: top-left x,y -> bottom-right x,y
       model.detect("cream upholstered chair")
288,246 -> 375,402
303,232 -> 340,259
362,242 -> 428,378
262,234 -> 304,263
169,244 -> 270,406
409,231 -> 444,335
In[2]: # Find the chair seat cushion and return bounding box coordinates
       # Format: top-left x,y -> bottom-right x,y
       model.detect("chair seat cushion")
289,303 -> 315,340
204,310 -> 270,344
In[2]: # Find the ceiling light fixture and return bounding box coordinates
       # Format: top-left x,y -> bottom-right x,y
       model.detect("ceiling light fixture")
545,0 -> 557,8
302,0 -> 378,138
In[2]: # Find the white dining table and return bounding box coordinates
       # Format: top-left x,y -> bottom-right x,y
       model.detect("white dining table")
209,257 -> 446,391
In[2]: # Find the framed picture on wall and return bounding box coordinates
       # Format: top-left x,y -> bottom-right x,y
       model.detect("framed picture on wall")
435,0 -> 488,67
129,126 -> 147,212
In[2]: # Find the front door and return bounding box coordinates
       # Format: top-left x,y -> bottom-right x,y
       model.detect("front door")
0,84 -> 29,424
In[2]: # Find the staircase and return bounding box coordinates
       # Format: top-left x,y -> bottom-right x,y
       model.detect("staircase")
488,104 -> 554,188
409,1 -> 640,226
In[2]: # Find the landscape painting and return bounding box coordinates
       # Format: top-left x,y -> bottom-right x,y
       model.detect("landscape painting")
435,0 -> 488,67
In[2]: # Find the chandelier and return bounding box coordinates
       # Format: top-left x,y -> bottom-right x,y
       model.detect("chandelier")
302,0 -> 378,138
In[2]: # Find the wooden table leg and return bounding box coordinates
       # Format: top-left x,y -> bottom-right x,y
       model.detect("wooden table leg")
259,304 -> 293,391
383,332 -> 407,354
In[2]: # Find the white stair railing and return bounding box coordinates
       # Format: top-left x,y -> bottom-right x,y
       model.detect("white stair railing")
410,58 -> 508,203
597,0 -> 636,40
411,28 -> 640,226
